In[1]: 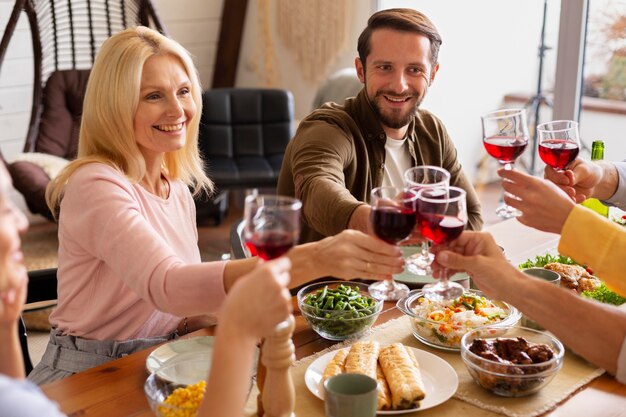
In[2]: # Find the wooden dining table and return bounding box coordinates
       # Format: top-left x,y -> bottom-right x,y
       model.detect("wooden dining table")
40,219 -> 626,417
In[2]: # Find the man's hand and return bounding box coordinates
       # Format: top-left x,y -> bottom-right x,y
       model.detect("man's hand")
544,159 -> 604,203
347,204 -> 373,235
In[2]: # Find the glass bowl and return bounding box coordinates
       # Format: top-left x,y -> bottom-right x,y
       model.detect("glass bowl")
144,355 -> 209,417
396,289 -> 521,351
297,281 -> 383,341
460,326 -> 564,397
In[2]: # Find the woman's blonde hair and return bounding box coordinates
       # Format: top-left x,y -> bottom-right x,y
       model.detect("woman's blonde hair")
46,26 -> 213,218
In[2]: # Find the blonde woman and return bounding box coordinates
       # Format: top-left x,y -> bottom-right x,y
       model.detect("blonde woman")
0,161 -> 292,416
29,27 -> 404,384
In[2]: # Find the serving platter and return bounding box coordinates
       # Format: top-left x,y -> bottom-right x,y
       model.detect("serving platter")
304,346 -> 458,414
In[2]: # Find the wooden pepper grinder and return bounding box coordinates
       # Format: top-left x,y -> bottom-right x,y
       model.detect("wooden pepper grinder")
258,314 -> 296,417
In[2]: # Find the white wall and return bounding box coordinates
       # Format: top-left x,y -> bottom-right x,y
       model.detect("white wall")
235,0 -> 375,120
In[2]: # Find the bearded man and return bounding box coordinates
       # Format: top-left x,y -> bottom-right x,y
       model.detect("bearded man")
277,8 -> 483,243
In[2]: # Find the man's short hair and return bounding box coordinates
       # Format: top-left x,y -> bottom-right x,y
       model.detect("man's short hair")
357,8 -> 442,68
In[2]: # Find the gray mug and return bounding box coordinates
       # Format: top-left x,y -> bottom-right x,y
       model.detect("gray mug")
324,373 -> 378,417
521,268 -> 560,329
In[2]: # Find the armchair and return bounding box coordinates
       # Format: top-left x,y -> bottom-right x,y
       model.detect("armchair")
0,0 -> 166,220
196,88 -> 295,224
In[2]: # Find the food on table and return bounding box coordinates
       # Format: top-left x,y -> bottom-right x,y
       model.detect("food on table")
344,341 -> 380,379
519,254 -> 625,304
300,284 -> 380,339
321,342 -> 426,411
544,262 -> 601,292
159,380 -> 206,417
468,336 -> 556,395
376,362 -> 392,410
321,348 -> 348,384
581,283 -> 626,305
469,337 -> 555,365
411,293 -> 508,348
378,343 -> 426,410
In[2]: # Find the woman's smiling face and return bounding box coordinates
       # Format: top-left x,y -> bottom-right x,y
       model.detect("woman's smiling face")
0,164 -> 28,292
133,53 -> 196,162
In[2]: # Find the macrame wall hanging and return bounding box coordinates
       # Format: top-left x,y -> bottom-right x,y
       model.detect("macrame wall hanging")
253,0 -> 352,86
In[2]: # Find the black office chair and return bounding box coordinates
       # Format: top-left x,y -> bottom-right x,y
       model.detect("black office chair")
196,88 -> 295,225
18,268 -> 58,374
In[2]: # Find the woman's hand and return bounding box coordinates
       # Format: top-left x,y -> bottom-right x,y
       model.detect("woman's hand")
498,168 -> 575,234
219,257 -> 292,342
312,229 -> 405,280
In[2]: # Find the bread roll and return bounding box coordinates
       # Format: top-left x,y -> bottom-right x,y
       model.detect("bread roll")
321,349 -> 348,385
376,362 -> 392,410
379,343 -> 426,409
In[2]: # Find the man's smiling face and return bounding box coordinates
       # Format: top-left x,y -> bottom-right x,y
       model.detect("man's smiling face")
356,28 -> 439,139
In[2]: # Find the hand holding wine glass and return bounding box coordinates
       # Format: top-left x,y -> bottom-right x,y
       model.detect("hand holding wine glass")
368,186 -> 418,301
481,108 -> 529,219
537,120 -> 580,170
243,194 -> 302,260
417,186 -> 468,301
403,166 -> 450,276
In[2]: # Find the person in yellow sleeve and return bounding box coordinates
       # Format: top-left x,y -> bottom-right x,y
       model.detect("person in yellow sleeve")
497,168 -> 625,295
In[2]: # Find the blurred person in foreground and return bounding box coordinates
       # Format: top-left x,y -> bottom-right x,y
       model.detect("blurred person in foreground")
277,8 -> 482,244
0,160 -> 294,416
29,26 -> 404,385
0,166 -> 66,415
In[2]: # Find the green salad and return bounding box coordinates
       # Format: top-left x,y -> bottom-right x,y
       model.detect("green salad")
519,254 -> 625,306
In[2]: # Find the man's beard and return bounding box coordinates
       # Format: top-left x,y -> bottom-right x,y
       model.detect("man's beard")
368,89 -> 423,129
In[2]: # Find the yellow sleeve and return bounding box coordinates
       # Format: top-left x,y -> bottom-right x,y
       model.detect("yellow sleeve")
558,205 -> 626,296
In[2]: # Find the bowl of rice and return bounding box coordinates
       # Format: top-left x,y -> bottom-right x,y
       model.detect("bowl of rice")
396,289 -> 521,351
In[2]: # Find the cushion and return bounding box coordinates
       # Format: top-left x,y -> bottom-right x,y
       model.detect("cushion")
8,161 -> 53,220
35,69 -> 91,158
12,152 -> 69,179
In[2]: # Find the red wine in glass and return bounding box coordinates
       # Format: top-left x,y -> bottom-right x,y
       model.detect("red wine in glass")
483,136 -> 528,164
245,231 -> 295,260
371,206 -> 416,244
538,139 -> 580,170
418,214 -> 465,245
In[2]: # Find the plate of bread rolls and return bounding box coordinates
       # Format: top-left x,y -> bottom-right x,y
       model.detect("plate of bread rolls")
305,341 -> 458,413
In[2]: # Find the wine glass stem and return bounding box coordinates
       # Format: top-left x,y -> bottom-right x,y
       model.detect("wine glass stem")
502,162 -> 514,171
420,241 -> 430,258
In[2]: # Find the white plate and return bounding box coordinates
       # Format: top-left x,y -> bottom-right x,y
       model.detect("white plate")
304,346 -> 458,414
394,246 -> 468,284
146,336 -> 215,385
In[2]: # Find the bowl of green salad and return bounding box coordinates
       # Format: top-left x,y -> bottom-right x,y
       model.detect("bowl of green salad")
297,281 -> 382,341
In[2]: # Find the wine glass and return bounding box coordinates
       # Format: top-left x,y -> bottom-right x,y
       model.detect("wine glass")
403,166 -> 451,276
537,120 -> 580,170
368,186 -> 418,301
417,186 -> 467,301
481,108 -> 529,219
243,194 -> 302,260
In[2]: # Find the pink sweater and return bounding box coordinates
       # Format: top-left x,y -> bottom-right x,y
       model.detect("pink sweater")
49,163 -> 227,340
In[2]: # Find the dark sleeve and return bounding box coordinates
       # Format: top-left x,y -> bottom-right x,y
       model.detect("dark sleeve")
285,120 -> 364,236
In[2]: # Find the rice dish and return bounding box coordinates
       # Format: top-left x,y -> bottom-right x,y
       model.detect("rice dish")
411,293 -> 508,349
